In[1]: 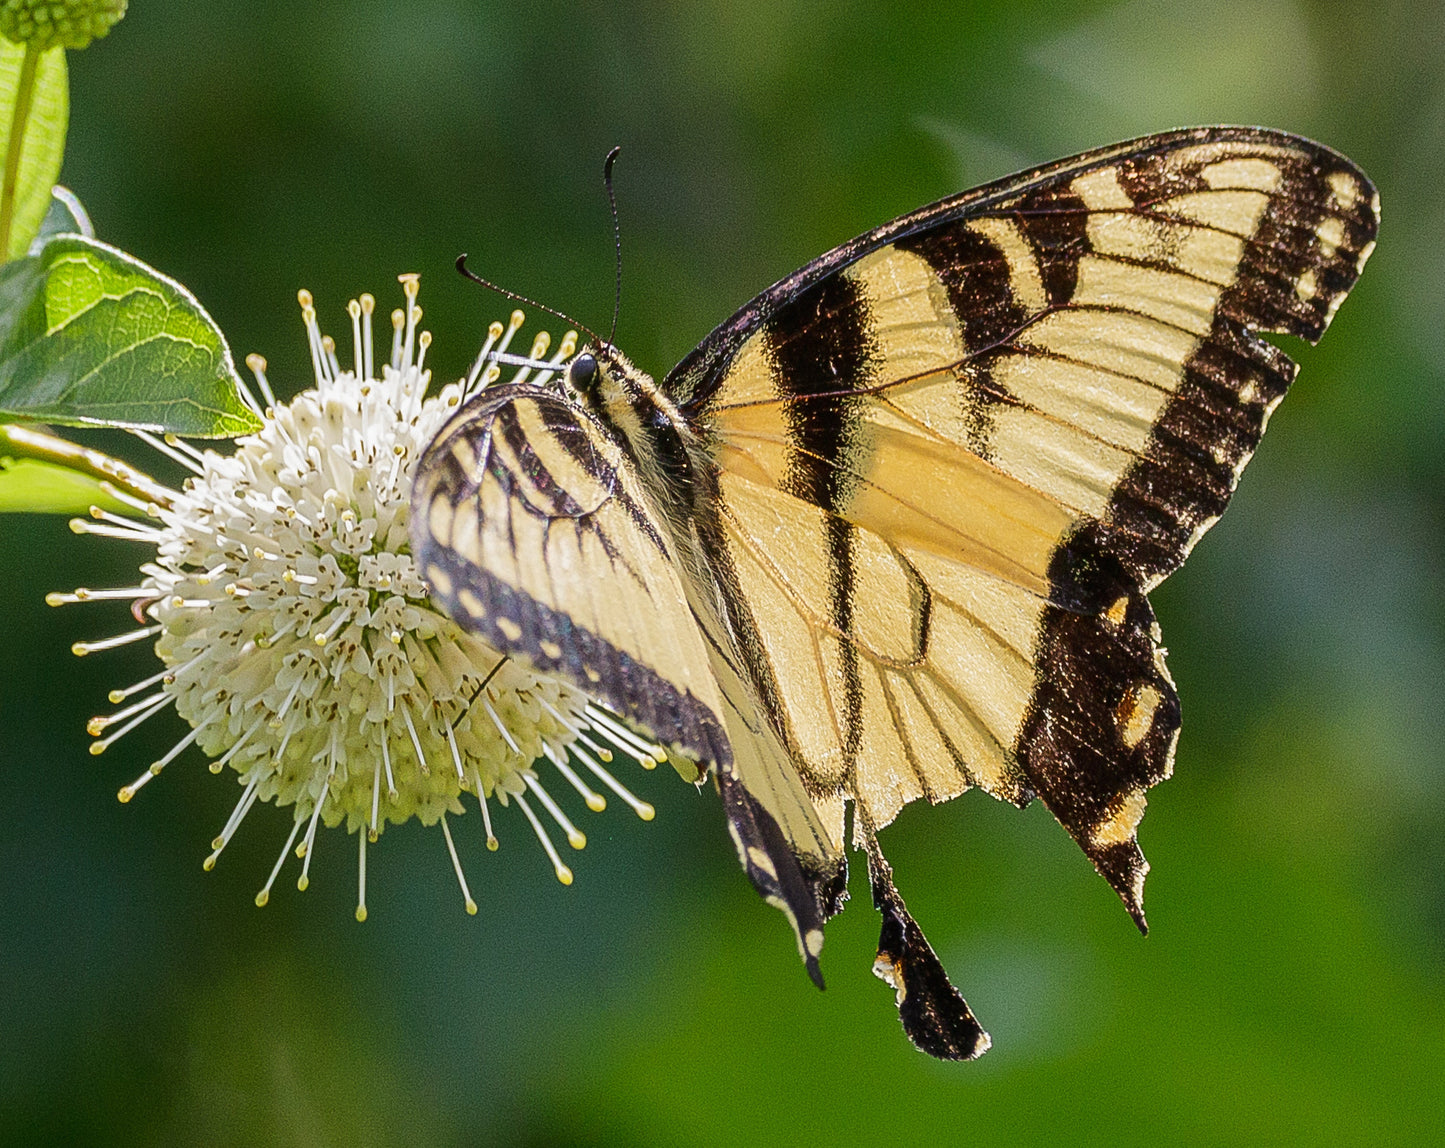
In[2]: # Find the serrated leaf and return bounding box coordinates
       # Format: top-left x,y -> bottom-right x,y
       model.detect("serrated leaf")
0,451 -> 130,514
0,234 -> 262,437
0,40 -> 68,260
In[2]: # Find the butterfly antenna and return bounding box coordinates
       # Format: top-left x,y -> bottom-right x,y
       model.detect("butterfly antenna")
603,145 -> 623,350
454,254 -> 604,350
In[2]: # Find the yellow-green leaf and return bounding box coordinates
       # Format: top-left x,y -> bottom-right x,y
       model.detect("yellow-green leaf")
0,452 -> 130,513
0,39 -> 67,260
0,234 -> 262,436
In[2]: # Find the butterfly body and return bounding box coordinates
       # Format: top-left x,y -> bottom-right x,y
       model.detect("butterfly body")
412,127 -> 1378,1059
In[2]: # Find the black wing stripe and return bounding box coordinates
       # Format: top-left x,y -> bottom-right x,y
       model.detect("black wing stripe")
411,386 -> 732,767
1014,145 -> 1376,921
764,272 -> 880,772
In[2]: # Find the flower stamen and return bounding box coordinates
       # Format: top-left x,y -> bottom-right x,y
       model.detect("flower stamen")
470,767 -> 499,852
356,831 -> 369,922
131,430 -> 205,476
205,779 -> 262,870
464,320 -> 505,393
574,743 -> 656,821
245,353 -> 278,409
542,743 -> 607,813
526,773 -> 587,851
482,694 -> 522,756
440,814 -> 478,915
107,661 -> 183,704
585,704 -> 667,769
88,688 -> 169,733
69,516 -> 164,544
515,791 -> 573,886
256,817 -> 306,907
72,624 -> 163,657
88,692 -> 173,755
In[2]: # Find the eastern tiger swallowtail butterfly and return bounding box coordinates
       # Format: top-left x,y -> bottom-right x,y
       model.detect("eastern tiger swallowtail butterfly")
410,127 -> 1377,1059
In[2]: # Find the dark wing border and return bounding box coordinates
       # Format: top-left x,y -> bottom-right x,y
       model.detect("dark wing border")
664,126 -> 1373,413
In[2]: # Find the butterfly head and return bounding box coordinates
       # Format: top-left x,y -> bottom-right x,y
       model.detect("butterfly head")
563,342 -> 672,426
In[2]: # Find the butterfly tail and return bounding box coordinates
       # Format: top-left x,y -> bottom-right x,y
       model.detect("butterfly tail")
859,829 -> 991,1061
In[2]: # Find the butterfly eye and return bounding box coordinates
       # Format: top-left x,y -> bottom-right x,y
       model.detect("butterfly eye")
567,352 -> 599,390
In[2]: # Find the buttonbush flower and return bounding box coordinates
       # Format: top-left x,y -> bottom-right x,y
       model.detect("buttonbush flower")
0,0 -> 127,51
50,275 -> 668,919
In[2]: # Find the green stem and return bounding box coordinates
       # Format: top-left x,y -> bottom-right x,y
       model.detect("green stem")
0,422 -> 174,508
0,41 -> 42,260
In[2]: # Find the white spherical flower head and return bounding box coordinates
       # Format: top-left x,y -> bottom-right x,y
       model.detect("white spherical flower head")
52,275 -> 671,920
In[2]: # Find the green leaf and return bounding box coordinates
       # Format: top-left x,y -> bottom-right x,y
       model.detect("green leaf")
0,40 -> 67,260
0,451 -> 131,514
0,234 -> 262,437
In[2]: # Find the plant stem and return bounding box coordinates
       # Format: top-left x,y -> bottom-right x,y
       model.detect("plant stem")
0,42 -> 42,260
0,422 -> 174,508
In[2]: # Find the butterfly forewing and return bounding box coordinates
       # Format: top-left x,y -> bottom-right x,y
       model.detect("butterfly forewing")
411,383 -> 731,767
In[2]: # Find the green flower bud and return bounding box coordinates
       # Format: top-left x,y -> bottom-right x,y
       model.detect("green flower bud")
0,0 -> 126,51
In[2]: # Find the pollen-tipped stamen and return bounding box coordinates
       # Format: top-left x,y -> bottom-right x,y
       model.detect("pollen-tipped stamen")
47,585 -> 152,606
585,704 -> 667,768
205,779 -> 261,870
494,309 -> 526,365
256,817 -> 306,907
465,320 -> 505,392
574,743 -> 656,821
347,299 -> 365,380
470,766 -> 499,851
213,713 -> 268,775
90,691 -> 173,755
360,293 -> 375,379
163,435 -> 211,469
542,743 -> 606,812
296,767 -> 334,891
511,330 -> 551,386
69,517 -> 165,544
574,727 -> 615,763
400,705 -> 430,776
443,722 -> 467,782
313,606 -> 352,646
298,290 -> 328,385
525,773 -> 587,850
380,731 -> 397,798
369,753 -> 382,841
98,481 -> 162,517
321,334 -> 341,380
482,694 -> 522,756
440,814 -> 478,915
245,353 -> 278,409
528,330 -> 578,390
536,695 -> 583,740
398,274 -> 421,370
107,660 -> 184,704
356,831 -> 369,922
131,430 -> 205,476
89,688 -> 170,734
515,791 -> 573,885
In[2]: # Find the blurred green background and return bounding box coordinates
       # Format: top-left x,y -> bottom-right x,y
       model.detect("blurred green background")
2,0 -> 1442,1143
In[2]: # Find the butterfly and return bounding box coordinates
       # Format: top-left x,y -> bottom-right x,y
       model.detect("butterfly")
410,127 -> 1378,1059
